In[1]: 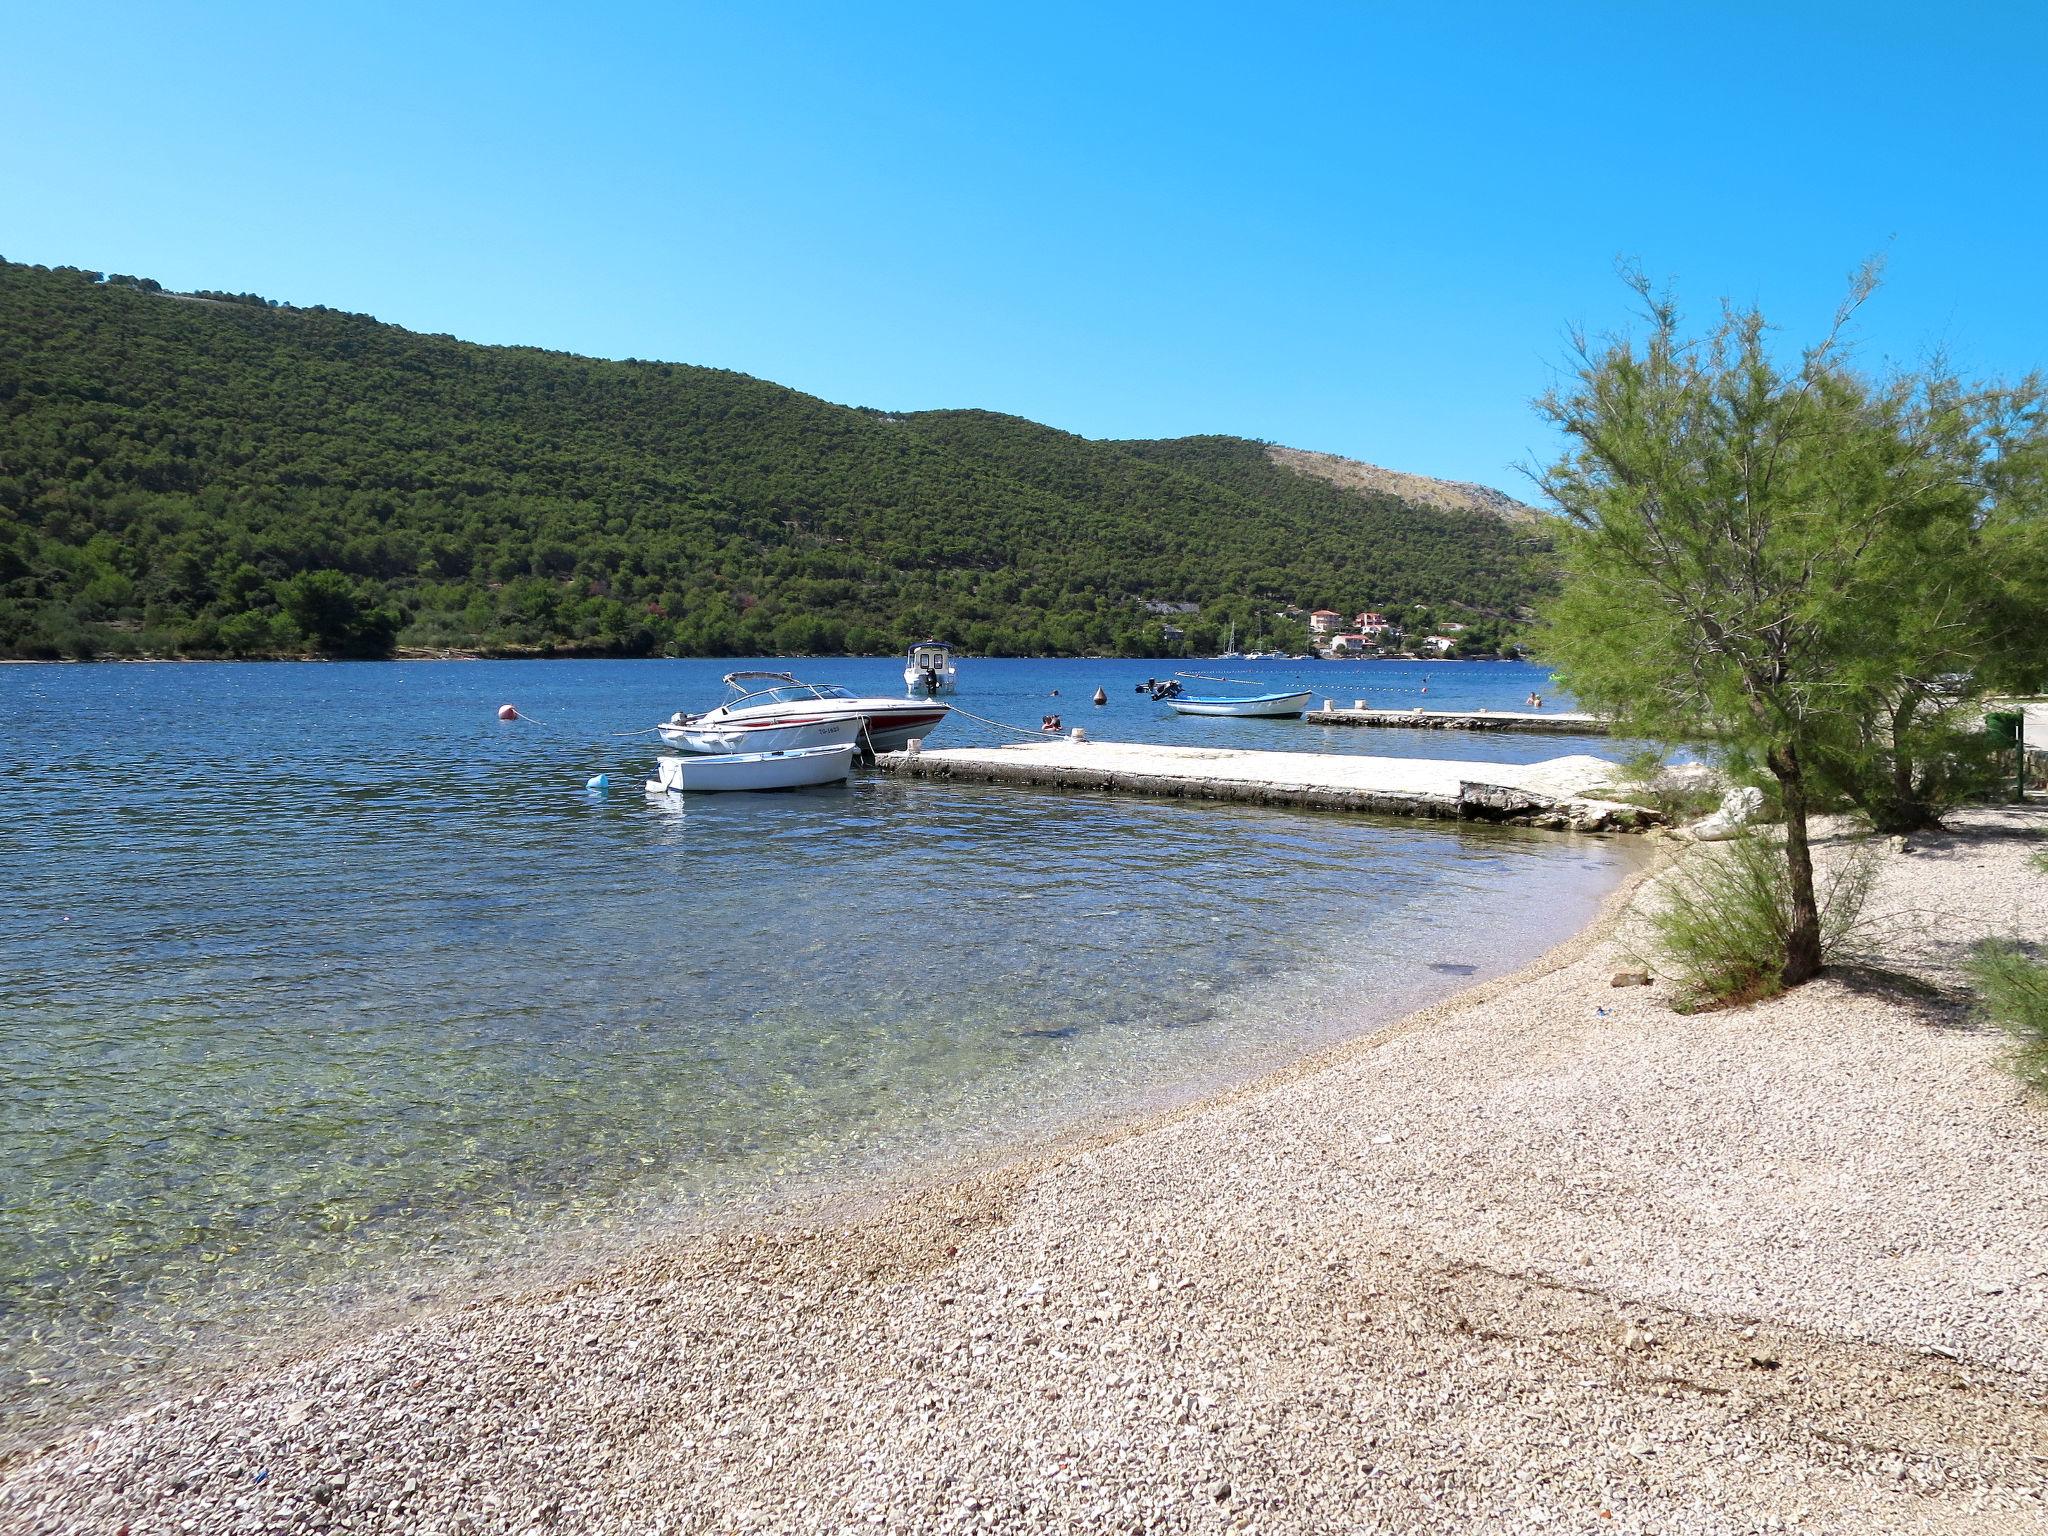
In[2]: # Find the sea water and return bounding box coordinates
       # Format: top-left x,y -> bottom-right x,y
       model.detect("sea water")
0,656 -> 1638,1446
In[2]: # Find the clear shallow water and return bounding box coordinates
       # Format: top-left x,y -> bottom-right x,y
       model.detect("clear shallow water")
0,658 -> 1637,1444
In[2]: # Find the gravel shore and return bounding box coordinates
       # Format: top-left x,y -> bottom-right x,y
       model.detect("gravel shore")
5,808 -> 2045,1535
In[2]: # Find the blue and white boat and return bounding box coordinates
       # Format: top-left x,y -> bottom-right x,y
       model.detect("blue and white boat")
1163,673 -> 1314,719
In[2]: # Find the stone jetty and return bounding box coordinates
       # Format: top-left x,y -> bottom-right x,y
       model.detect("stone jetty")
876,739 -> 1659,831
1304,705 -> 1611,735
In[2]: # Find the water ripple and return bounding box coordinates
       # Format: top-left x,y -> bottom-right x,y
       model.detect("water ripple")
0,657 -> 1635,1445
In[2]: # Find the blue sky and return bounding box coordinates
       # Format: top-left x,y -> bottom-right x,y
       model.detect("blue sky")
6,1 -> 2044,493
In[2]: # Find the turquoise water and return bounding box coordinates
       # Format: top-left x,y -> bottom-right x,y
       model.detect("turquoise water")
0,657 -> 1636,1445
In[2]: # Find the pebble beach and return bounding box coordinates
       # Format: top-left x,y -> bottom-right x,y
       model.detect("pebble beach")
5,807 -> 2045,1535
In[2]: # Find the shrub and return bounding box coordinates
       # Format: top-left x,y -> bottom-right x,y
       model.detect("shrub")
1967,940 -> 2048,1094
1648,831 -> 1877,1011
1615,748 -> 1726,823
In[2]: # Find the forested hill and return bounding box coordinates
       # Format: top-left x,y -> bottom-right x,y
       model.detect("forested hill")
0,259 -> 1554,659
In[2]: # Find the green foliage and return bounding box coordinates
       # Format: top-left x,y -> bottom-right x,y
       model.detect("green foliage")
1112,434 -> 1551,621
1536,264 -> 2048,982
1648,832 -> 1877,1012
0,260 -> 1555,660
1967,939 -> 2048,1094
1617,748 -> 1724,823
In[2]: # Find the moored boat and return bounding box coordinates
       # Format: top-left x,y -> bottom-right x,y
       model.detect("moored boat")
904,640 -> 958,695
1162,672 -> 1313,718
658,713 -> 861,756
658,672 -> 948,755
647,743 -> 857,794
1166,690 -> 1315,718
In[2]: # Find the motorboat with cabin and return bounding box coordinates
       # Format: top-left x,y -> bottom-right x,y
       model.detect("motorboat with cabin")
904,640 -> 958,695
659,672 -> 948,755
647,742 -> 857,794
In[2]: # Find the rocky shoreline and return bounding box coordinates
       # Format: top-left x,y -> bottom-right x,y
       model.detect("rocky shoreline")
5,809 -> 2046,1534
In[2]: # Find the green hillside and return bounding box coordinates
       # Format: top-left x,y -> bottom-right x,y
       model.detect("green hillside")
0,259 -> 1553,659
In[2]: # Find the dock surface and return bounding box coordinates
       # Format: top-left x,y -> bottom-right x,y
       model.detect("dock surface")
877,739 -> 1658,831
1304,706 -> 1610,735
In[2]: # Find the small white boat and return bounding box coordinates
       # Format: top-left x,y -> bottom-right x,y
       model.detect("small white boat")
1163,672 -> 1313,718
904,640 -> 958,695
648,743 -> 856,794
659,673 -> 948,755
1167,690 -> 1315,718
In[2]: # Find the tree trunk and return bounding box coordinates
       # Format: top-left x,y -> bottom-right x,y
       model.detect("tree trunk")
1870,685 -> 1939,833
1768,743 -> 1825,985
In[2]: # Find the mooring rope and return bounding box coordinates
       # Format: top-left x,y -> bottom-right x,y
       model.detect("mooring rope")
943,702 -> 1065,741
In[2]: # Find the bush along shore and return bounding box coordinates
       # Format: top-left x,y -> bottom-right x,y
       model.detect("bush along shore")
5,805 -> 2045,1533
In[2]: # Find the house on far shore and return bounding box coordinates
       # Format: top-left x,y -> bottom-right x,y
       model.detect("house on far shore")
1308,609 -> 1342,635
1354,610 -> 1389,635
1421,635 -> 1457,656
1159,623 -> 1185,645
1327,633 -> 1380,656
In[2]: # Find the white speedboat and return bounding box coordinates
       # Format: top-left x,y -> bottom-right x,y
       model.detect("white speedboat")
658,712 -> 861,756
658,672 -> 948,755
648,743 -> 857,794
904,640 -> 958,695
1163,673 -> 1313,718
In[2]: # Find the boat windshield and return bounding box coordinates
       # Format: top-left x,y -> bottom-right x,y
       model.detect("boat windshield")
727,681 -> 858,709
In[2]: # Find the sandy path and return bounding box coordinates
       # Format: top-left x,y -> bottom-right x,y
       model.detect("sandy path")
5,810 -> 2045,1534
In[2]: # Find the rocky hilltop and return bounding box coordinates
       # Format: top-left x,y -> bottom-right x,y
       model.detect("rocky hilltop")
1266,444 -> 1546,525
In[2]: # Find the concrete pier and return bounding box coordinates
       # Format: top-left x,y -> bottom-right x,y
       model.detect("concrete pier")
876,739 -> 1659,832
1304,706 -> 1611,735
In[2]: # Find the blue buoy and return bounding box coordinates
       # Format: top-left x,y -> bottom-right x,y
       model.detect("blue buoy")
586,773 -> 609,792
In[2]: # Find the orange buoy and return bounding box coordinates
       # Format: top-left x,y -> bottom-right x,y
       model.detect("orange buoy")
497,704 -> 520,721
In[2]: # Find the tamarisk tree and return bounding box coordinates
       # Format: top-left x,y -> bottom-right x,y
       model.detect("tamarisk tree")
1535,266 -> 2045,986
